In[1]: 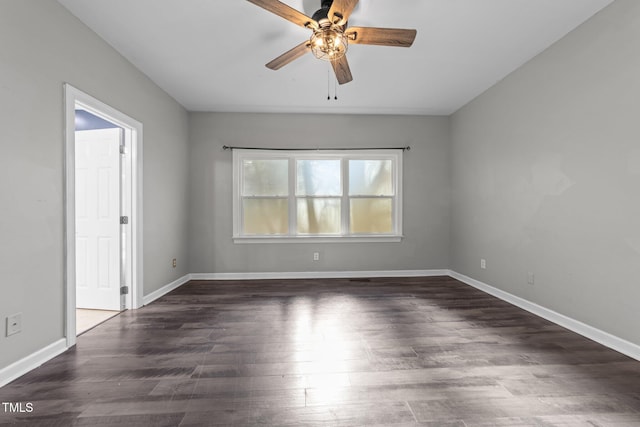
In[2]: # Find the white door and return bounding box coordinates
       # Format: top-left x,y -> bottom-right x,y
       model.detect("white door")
75,128 -> 122,310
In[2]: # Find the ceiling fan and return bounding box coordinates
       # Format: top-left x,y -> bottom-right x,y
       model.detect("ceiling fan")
247,0 -> 417,84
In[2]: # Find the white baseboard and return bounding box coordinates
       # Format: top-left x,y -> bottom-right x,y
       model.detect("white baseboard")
189,269 -> 450,281
449,270 -> 640,362
142,274 -> 191,306
0,339 -> 67,388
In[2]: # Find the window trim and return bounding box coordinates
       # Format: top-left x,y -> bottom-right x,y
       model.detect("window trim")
232,149 -> 403,243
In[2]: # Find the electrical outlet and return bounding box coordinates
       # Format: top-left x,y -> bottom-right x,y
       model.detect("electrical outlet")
480,259 -> 486,269
172,258 -> 177,268
313,252 -> 320,261
6,313 -> 22,336
527,272 -> 535,285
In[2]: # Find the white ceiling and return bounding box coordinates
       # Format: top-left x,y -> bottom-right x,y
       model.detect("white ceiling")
58,0 -> 613,115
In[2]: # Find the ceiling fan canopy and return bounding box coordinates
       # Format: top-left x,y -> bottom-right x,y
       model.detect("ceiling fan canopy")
247,0 -> 417,84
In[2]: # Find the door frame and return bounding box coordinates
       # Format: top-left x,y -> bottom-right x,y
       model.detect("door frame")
64,83 -> 144,347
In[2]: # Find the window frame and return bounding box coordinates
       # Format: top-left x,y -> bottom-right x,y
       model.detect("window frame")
232,149 -> 403,243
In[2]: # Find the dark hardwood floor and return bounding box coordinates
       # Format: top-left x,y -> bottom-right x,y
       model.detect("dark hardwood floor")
2,276 -> 640,426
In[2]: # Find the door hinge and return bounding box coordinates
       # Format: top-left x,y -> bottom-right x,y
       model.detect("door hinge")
120,144 -> 126,155
120,216 -> 129,225
120,286 -> 129,295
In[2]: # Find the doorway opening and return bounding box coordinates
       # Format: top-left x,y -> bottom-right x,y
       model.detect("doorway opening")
64,84 -> 143,346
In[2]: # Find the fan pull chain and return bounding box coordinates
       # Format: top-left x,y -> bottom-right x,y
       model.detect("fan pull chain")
327,68 -> 331,100
326,64 -> 339,101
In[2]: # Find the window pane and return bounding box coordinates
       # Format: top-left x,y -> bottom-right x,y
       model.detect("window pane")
243,159 -> 288,196
350,198 -> 393,233
243,198 -> 288,235
296,159 -> 341,196
297,198 -> 341,234
349,160 -> 393,196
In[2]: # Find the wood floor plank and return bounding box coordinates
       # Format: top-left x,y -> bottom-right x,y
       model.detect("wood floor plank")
1,276 -> 640,425
408,394 -> 639,423
304,383 -> 514,407
178,401 -> 416,426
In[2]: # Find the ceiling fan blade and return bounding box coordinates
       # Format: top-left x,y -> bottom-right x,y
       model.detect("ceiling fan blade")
328,0 -> 359,25
266,41 -> 311,70
247,0 -> 317,29
346,27 -> 417,47
331,55 -> 353,85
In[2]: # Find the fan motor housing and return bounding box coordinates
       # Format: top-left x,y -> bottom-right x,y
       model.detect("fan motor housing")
312,0 -> 334,23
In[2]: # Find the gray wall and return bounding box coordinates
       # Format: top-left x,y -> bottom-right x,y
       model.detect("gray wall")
0,1 -> 190,368
188,113 -> 450,274
450,0 -> 640,344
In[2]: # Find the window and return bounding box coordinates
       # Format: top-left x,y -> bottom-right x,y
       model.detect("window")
232,149 -> 403,242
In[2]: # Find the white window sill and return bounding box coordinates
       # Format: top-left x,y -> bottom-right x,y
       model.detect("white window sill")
233,235 -> 403,244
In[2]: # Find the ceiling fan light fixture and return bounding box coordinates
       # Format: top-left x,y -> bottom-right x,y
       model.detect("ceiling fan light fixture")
310,25 -> 348,61
247,0 -> 417,85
